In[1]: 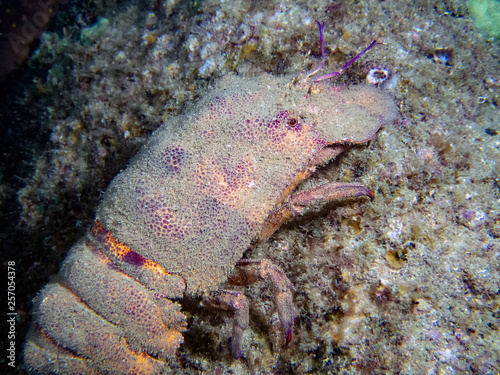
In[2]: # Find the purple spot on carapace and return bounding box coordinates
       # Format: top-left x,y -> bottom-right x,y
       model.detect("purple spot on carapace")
160,144 -> 188,174
123,251 -> 146,267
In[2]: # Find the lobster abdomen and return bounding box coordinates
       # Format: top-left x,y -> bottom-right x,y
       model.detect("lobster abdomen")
23,225 -> 186,374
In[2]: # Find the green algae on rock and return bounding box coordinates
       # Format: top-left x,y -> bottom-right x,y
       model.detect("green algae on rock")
468,0 -> 500,38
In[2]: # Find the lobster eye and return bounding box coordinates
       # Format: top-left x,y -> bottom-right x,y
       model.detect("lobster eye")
287,117 -> 298,127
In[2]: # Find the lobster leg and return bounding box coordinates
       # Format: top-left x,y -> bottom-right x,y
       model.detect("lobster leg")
204,289 -> 250,359
205,258 -> 295,358
229,259 -> 294,346
259,181 -> 374,242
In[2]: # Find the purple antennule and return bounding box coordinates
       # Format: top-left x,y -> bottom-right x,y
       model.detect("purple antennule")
314,40 -> 379,82
317,20 -> 326,61
305,20 -> 326,78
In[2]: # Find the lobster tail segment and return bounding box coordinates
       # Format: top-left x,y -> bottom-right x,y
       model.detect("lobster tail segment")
23,235 -> 186,374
